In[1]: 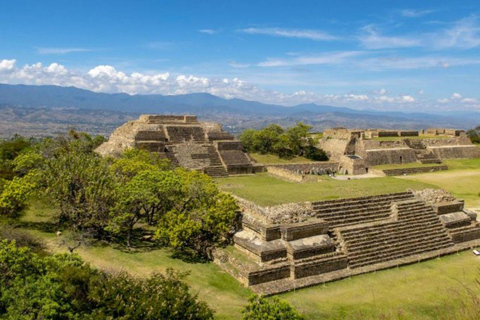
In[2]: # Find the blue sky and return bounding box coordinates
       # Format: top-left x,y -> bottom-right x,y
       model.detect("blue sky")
1,0 -> 480,112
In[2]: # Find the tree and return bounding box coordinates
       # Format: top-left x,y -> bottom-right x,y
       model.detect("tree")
0,135 -> 33,180
242,295 -> 305,320
239,123 -> 328,161
42,150 -> 115,234
156,170 -> 238,259
107,169 -> 182,247
467,126 -> 480,144
89,269 -> 214,320
0,176 -> 36,217
0,240 -> 215,320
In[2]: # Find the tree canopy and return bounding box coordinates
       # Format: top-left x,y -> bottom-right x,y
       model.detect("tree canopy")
240,123 -> 328,161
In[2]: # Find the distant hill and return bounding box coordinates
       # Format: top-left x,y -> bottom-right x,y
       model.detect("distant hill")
0,83 -> 479,137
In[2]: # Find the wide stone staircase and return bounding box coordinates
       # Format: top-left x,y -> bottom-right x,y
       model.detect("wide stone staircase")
404,138 -> 442,164
311,192 -> 415,228
338,199 -> 454,269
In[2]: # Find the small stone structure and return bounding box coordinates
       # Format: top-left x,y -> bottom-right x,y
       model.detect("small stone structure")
96,115 -> 262,177
319,128 -> 480,171
216,190 -> 480,295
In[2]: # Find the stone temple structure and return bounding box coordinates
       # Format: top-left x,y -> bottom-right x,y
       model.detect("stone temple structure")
215,189 -> 480,295
96,115 -> 262,177
318,128 -> 480,174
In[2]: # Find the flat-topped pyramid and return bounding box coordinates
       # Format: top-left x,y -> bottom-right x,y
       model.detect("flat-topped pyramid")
96,114 -> 262,177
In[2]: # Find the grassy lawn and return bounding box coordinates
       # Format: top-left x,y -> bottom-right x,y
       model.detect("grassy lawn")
249,153 -> 314,164
217,173 -> 435,206
400,170 -> 480,208
284,251 -> 480,320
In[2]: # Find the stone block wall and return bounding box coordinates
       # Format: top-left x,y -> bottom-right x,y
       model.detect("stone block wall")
382,165 -> 448,176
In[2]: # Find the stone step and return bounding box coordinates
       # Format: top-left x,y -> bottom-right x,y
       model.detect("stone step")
311,192 -> 414,208
342,222 -> 445,244
203,166 -> 228,177
349,240 -> 453,269
312,195 -> 415,212
347,233 -> 453,261
346,227 -> 451,254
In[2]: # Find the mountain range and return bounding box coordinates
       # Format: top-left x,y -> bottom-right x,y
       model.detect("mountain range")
0,83 -> 479,137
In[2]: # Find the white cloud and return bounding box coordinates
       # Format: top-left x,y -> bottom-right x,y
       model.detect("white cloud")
401,95 -> 416,102
229,61 -> 251,68
462,98 -> 477,103
359,25 -> 421,49
198,29 -> 218,35
239,27 -> 337,41
36,47 -> 94,55
257,51 -> 361,67
451,92 -> 462,99
418,90 -> 424,95
432,17 -> 480,49
0,59 -> 16,72
360,56 -> 480,70
400,9 -> 434,18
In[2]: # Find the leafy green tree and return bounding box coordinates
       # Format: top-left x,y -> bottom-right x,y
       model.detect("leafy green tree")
239,122 -> 328,161
467,126 -> 480,144
108,169 -> 182,247
109,148 -> 170,181
43,150 -> 115,233
156,170 -> 238,259
89,269 -> 214,320
0,240 -> 215,320
242,295 -> 305,320
0,176 -> 36,217
0,135 -> 33,180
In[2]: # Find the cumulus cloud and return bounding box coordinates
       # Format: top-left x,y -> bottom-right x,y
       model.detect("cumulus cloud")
239,27 -> 337,41
0,59 -> 16,72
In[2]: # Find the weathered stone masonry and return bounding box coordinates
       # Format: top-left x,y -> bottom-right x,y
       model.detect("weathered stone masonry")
215,190 -> 480,295
96,115 -> 263,177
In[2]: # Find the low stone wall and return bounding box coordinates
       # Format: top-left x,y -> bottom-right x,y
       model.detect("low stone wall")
433,201 -> 464,214
382,165 -> 448,176
293,255 -> 348,279
267,162 -> 339,173
247,265 -> 291,286
266,166 -> 304,182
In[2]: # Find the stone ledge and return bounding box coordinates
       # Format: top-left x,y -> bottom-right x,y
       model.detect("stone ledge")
250,239 -> 480,295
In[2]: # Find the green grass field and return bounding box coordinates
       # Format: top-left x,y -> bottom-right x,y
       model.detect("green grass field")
217,173 -> 434,206
249,153 -> 314,164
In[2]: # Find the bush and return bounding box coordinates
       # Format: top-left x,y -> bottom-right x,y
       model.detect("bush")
0,240 -> 215,319
242,295 -> 305,320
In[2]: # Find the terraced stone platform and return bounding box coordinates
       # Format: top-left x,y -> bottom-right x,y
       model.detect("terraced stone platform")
215,190 -> 480,295
96,114 -> 263,177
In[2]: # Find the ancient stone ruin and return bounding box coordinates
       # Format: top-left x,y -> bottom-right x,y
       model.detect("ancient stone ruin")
319,127 -> 480,173
96,115 -> 262,177
215,189 -> 480,295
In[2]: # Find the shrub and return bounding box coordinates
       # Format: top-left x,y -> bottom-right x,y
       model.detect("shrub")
242,295 -> 305,320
